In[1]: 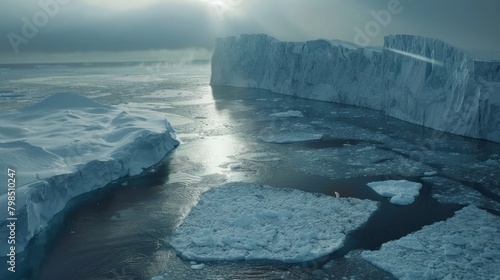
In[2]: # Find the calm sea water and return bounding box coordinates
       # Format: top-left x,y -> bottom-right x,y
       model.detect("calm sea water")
1,62 -> 498,280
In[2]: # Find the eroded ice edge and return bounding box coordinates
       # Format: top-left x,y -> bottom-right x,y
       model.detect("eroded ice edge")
362,206 -> 500,280
0,93 -> 179,253
170,183 -> 379,263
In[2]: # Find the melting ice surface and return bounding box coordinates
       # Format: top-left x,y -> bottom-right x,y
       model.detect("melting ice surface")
170,183 -> 378,263
260,110 -> 324,143
362,206 -> 500,280
2,63 -> 499,279
0,92 -> 179,254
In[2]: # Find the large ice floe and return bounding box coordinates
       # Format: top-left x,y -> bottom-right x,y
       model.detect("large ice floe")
170,183 -> 378,262
211,34 -> 500,143
362,206 -> 500,280
0,93 -> 179,253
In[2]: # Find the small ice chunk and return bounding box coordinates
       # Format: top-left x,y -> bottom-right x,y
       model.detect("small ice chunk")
323,260 -> 335,269
367,180 -> 422,206
190,263 -> 205,270
484,159 -> 500,166
269,110 -> 304,118
442,234 -> 467,246
151,276 -> 164,280
390,194 -> 415,206
443,244 -> 463,256
443,274 -> 454,280
356,146 -> 376,152
228,162 -> 243,170
258,133 -> 322,144
396,236 -> 426,251
424,171 -> 437,176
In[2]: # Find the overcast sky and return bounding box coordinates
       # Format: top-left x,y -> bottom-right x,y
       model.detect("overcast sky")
0,0 -> 499,63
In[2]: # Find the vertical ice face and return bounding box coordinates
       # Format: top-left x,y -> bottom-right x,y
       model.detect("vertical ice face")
210,34 -> 500,143
383,35 -> 477,139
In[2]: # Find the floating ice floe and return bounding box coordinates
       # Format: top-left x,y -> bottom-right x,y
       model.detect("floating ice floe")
356,146 -> 376,152
362,206 -> 500,280
190,263 -> 205,270
0,93 -> 179,253
280,145 -> 431,180
423,171 -> 438,176
170,183 -> 378,262
423,176 -> 500,212
258,133 -> 323,144
269,110 -> 304,118
367,180 -> 422,206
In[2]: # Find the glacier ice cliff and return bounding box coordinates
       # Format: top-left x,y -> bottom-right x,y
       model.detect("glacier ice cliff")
211,34 -> 500,143
0,93 -> 180,254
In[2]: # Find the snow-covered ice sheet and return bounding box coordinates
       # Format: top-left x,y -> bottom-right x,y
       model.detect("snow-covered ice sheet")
170,183 -> 378,262
367,180 -> 422,206
362,206 -> 500,280
0,93 -> 179,253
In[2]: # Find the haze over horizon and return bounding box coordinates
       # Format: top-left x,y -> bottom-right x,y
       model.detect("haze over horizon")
1,0 -> 499,63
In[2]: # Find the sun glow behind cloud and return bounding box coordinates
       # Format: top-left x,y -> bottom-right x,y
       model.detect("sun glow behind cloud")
201,0 -> 244,21
81,0 -> 167,10
1,0 -> 499,62
81,0 -> 244,15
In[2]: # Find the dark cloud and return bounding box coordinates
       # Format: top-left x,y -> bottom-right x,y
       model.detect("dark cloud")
0,0 -> 216,54
0,0 -> 499,60
353,0 -> 500,53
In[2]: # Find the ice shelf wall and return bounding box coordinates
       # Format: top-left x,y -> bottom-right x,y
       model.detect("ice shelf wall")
211,34 -> 500,143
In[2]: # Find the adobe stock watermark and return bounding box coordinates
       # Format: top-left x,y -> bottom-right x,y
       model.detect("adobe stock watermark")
209,0 -> 242,21
7,0 -> 70,54
354,0 -> 411,47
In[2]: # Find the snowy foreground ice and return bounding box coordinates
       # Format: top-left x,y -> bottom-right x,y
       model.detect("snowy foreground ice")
362,206 -> 500,280
367,180 -> 423,206
170,183 -> 378,262
0,93 -> 179,253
